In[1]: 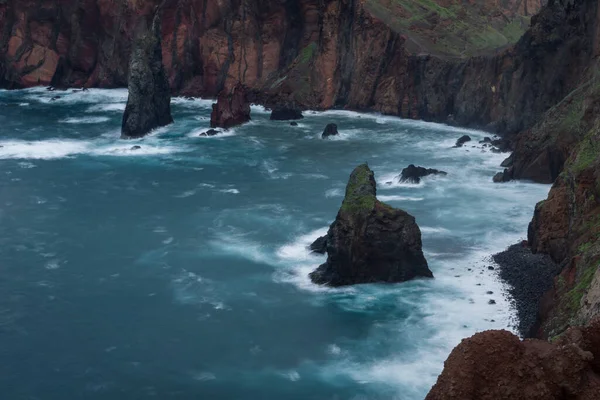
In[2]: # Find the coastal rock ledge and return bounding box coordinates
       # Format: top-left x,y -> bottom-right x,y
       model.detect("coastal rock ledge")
309,164 -> 433,286
426,319 -> 600,400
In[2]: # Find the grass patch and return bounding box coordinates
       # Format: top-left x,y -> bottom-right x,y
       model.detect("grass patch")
571,133 -> 600,173
341,164 -> 377,215
298,42 -> 317,65
566,262 -> 598,311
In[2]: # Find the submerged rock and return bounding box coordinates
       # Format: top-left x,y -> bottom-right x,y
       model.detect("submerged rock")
290,122 -> 298,126
130,145 -> 141,151
398,164 -> 447,184
454,135 -> 472,147
121,8 -> 173,139
270,107 -> 303,120
309,164 -> 432,286
322,123 -> 338,138
210,83 -> 251,129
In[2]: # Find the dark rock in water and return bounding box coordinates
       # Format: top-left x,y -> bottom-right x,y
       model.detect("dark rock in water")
486,291 -> 494,294
210,83 -> 251,129
454,135 -> 472,147
309,236 -> 327,254
46,86 -> 55,91
199,129 -> 220,137
121,8 -> 173,139
322,123 -> 338,138
270,107 -> 303,120
493,243 -> 561,338
290,122 -> 298,126
309,164 -> 433,286
500,153 -> 514,168
493,167 -> 513,183
130,145 -> 141,151
488,299 -> 496,305
51,96 -> 61,101
491,137 -> 512,153
480,137 -> 492,144
398,164 -> 447,184
487,266 -> 495,270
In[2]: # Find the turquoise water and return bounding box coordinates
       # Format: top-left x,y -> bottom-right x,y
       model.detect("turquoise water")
0,88 -> 550,399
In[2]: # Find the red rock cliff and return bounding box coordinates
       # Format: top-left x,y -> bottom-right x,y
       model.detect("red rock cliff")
1,0 -> 548,132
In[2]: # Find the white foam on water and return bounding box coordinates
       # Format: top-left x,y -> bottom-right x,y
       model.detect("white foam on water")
419,227 -> 451,235
0,138 -> 186,159
171,97 -> 214,109
0,139 -> 90,159
377,195 -> 424,202
219,189 -> 240,194
85,103 -> 126,113
325,188 -> 343,198
60,116 -> 110,124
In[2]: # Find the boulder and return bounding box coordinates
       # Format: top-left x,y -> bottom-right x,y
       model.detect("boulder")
322,123 -> 339,138
493,167 -> 513,183
309,164 -> 433,286
425,320 -> 600,400
290,122 -> 298,126
199,129 -> 220,137
121,8 -> 173,139
454,135 -> 472,147
210,83 -> 251,129
270,107 -> 303,120
398,164 -> 447,184
130,145 -> 141,151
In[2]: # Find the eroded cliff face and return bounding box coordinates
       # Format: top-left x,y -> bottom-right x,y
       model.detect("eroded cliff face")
1,0 -> 549,133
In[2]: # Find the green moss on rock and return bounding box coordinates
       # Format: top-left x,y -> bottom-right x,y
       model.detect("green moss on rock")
340,164 -> 377,214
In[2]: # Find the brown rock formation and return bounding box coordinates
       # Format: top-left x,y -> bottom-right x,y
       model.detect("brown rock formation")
309,164 -> 433,286
426,319 -> 600,400
209,83 -> 250,129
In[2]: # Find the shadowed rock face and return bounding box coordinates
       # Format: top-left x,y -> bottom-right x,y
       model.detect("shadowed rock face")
425,319 -> 600,400
121,8 -> 173,139
309,164 -> 432,286
209,83 -> 250,129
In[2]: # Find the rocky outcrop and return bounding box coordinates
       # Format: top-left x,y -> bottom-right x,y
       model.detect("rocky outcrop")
309,164 -> 433,286
399,164 -> 447,184
454,135 -> 472,148
121,6 -> 173,139
270,107 -> 303,121
426,318 -> 600,400
321,123 -> 338,138
210,83 -> 250,129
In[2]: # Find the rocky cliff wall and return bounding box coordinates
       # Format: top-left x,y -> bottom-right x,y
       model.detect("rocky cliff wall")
1,0 -> 553,133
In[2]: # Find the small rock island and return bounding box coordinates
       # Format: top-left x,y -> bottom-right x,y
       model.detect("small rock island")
309,164 -> 433,286
121,8 -> 173,139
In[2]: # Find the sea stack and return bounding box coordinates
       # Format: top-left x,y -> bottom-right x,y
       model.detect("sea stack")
309,164 -> 432,286
121,6 -> 173,139
210,83 -> 251,129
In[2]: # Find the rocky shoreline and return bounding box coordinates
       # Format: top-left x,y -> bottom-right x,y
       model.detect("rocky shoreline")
493,243 -> 561,338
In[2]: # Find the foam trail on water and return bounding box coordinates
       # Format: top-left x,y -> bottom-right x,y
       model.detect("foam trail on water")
60,116 -> 111,124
